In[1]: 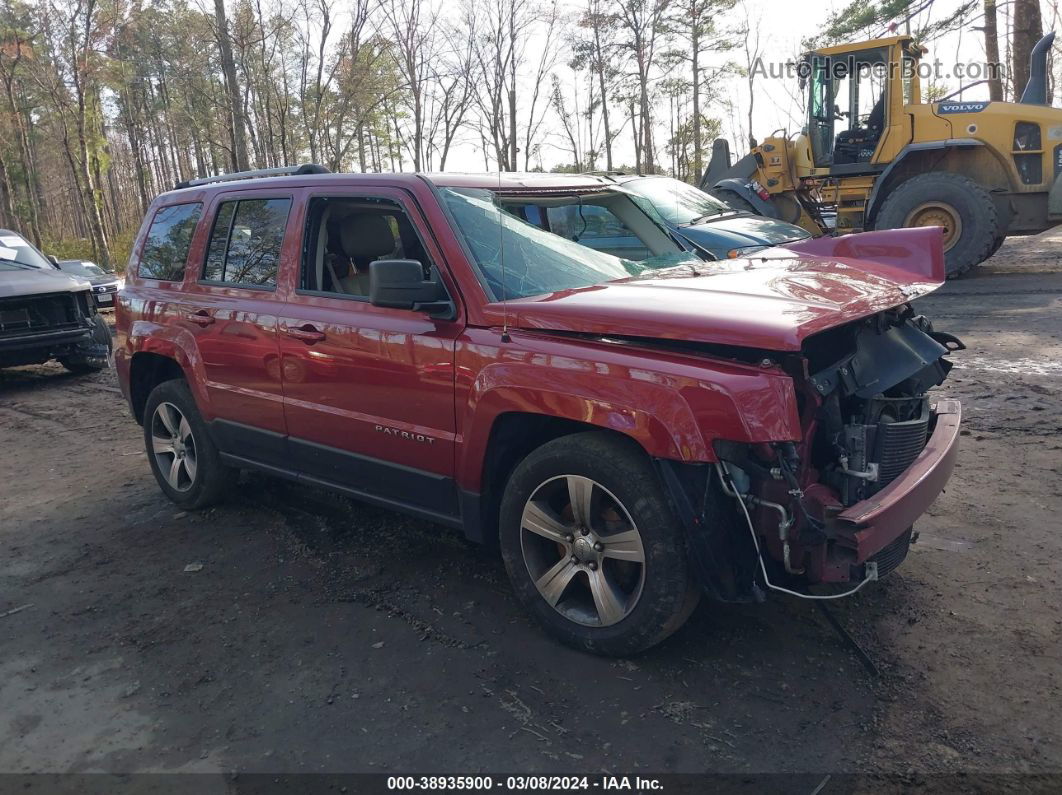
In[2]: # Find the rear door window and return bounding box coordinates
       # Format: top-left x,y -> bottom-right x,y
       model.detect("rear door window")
138,202 -> 202,281
201,198 -> 291,288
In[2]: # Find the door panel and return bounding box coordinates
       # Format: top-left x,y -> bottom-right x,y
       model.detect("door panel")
179,291 -> 285,443
276,189 -> 463,516
177,189 -> 296,457
278,300 -> 460,514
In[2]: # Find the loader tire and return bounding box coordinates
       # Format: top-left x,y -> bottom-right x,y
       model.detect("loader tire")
873,172 -> 998,278
988,234 -> 1005,258
709,188 -> 759,215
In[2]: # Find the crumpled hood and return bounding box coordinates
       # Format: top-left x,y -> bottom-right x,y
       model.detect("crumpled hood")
503,229 -> 947,352
0,267 -> 90,299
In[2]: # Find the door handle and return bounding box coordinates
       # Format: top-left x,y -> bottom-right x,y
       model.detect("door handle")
183,310 -> 215,327
285,325 -> 326,343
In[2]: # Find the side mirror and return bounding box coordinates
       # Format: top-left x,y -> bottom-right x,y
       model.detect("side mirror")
48,255 -> 59,266
369,259 -> 453,318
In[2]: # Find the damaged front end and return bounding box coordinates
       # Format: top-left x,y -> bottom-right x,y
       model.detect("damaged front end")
710,305 -> 964,597
0,289 -> 111,369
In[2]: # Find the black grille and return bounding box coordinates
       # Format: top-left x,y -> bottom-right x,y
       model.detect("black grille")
0,293 -> 81,337
875,414 -> 930,486
869,528 -> 913,579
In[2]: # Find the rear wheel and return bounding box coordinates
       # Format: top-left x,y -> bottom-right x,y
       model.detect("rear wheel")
499,432 -> 700,656
143,379 -> 233,509
873,172 -> 998,278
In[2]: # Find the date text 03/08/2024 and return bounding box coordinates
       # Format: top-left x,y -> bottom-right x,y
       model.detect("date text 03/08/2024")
386,775 -> 664,791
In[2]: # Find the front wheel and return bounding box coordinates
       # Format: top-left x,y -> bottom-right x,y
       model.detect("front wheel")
499,432 -> 700,656
59,314 -> 112,373
873,172 -> 999,278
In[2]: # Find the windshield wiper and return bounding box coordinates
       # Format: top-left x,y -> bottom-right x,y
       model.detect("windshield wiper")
684,208 -> 736,226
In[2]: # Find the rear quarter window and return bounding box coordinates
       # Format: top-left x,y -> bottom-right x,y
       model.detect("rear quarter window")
137,203 -> 202,281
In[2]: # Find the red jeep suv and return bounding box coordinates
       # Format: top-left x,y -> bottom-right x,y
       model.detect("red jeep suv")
115,165 -> 962,655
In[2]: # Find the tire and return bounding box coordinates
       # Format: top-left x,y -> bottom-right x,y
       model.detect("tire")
499,432 -> 700,656
873,172 -> 998,278
143,379 -> 233,509
709,188 -> 759,214
59,358 -> 106,374
59,314 -> 112,373
988,234 -> 1005,258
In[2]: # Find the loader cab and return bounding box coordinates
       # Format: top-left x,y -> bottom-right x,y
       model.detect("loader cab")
804,37 -> 921,173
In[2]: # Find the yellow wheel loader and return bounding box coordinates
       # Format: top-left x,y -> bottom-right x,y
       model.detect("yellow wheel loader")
702,32 -> 1062,276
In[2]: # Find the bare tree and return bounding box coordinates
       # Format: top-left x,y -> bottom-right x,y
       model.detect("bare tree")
381,0 -> 436,170
550,73 -> 581,166
467,0 -> 561,171
982,0 -> 1004,101
614,0 -> 671,173
665,0 -> 734,181
422,18 -> 476,170
737,0 -> 761,150
1012,0 -> 1043,99
570,0 -> 620,170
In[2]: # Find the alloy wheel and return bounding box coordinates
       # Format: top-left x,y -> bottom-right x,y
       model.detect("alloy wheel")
519,475 -> 646,627
150,401 -> 198,492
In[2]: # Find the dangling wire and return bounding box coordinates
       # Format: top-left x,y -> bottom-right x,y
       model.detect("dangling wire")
574,194 -> 587,242
716,462 -> 878,601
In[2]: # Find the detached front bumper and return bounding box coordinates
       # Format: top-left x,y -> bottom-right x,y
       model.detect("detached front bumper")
820,399 -> 961,581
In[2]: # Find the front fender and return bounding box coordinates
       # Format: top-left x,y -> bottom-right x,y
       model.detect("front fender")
454,331 -> 802,491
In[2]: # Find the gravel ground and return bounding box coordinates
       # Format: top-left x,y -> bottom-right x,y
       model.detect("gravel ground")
0,235 -> 1059,788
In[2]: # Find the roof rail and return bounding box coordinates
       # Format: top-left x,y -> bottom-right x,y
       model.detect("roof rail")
175,163 -> 331,190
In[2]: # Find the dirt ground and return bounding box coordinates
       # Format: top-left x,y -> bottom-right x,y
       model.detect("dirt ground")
1,235 -> 1060,788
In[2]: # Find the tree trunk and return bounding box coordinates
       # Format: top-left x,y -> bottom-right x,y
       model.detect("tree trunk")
1011,0 -> 1043,101
120,91 -> 151,213
747,71 -> 756,150
691,24 -> 702,182
630,100 -> 641,172
639,70 -> 653,172
3,79 -> 43,246
357,122 -> 367,172
0,150 -> 16,229
61,132 -> 90,242
508,89 -> 518,171
984,1 -> 1004,102
70,1 -> 110,266
214,0 -> 250,171
593,27 -> 613,171
75,119 -> 110,266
